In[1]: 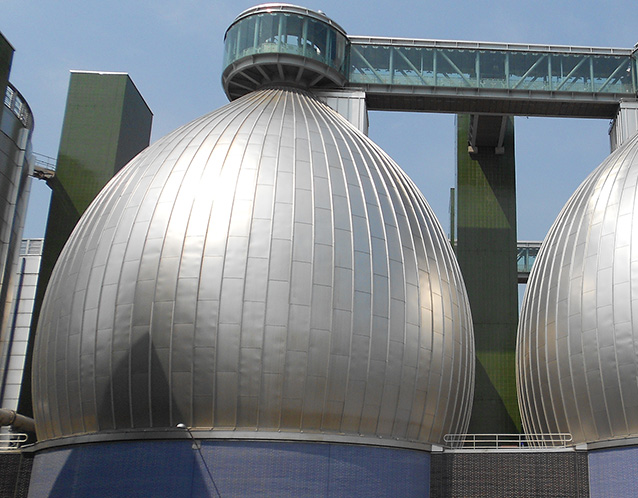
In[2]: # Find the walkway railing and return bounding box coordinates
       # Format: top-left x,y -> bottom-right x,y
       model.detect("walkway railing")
33,152 -> 56,180
0,432 -> 28,452
444,433 -> 573,449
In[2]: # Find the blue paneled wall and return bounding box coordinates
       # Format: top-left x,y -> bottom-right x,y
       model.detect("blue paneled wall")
29,440 -> 430,497
589,446 -> 638,498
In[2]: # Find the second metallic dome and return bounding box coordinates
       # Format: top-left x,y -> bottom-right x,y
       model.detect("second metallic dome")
518,132 -> 638,445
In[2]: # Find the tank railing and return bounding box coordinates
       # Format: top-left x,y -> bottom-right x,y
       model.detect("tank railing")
4,83 -> 33,129
0,432 -> 28,452
443,433 -> 573,449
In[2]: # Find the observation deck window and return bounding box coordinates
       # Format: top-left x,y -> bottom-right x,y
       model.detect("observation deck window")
224,11 -> 349,77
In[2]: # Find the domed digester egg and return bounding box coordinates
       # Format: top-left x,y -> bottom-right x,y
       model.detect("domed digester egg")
33,88 -> 474,446
517,132 -> 638,444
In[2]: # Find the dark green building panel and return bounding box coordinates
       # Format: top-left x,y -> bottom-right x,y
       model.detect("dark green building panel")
0,32 -> 13,97
56,72 -> 152,213
455,114 -> 520,433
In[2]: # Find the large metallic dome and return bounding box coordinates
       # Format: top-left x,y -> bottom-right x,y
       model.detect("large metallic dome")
517,132 -> 638,444
33,87 -> 474,446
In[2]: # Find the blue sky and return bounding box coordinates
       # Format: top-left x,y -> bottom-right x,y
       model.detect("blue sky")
2,0 -> 637,242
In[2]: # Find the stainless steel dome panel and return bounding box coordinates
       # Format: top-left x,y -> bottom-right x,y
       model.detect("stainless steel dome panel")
517,132 -> 638,444
33,88 -> 474,446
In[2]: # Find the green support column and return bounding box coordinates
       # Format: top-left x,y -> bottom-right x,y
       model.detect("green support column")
455,114 -> 520,433
18,72 -> 153,419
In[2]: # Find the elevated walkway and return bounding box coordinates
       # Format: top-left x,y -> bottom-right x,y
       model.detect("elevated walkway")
349,37 -> 637,117
517,241 -> 541,283
222,7 -> 638,118
32,153 -> 56,180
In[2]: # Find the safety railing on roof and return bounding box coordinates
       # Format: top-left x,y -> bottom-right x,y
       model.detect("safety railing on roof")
444,433 -> 573,449
0,432 -> 28,452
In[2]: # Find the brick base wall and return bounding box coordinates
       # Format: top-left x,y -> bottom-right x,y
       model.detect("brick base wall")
431,451 -> 589,497
0,453 -> 33,498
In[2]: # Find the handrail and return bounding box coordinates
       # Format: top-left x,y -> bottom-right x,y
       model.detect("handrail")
443,433 -> 573,449
0,432 -> 28,452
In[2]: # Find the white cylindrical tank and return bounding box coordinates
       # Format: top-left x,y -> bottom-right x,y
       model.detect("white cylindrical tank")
33,88 -> 474,446
517,132 -> 638,444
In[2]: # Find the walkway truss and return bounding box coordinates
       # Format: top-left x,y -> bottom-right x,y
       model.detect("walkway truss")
350,38 -> 637,117
517,242 -> 541,283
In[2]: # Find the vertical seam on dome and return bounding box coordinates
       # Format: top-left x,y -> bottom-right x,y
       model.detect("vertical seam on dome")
609,137 -> 638,435
208,90 -> 280,429
315,97 -> 407,439
296,91 -> 338,432
344,131 -> 417,439
144,91 -> 273,429
189,90 -> 275,428
295,90 -> 317,432
587,144 -> 630,440
252,89 -> 288,430
309,94 -> 369,435
310,98 -> 378,437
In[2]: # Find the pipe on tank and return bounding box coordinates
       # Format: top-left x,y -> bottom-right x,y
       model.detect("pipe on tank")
0,408 -> 35,433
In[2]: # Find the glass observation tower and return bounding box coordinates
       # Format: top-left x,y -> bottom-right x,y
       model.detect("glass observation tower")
223,4 -> 636,116
222,3 -> 638,434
